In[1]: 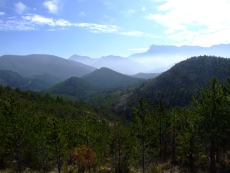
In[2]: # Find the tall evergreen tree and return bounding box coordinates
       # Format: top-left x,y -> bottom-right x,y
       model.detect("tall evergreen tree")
193,78 -> 230,173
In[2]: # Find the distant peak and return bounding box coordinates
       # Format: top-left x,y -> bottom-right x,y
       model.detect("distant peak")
70,54 -> 92,59
100,67 -> 109,69
99,67 -> 114,71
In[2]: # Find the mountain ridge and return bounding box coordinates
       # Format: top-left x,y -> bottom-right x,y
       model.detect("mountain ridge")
130,55 -> 230,107
130,44 -> 230,58
0,54 -> 96,81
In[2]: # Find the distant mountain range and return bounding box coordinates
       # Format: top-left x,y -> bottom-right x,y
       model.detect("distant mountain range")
1,44 -> 230,93
130,44 -> 230,58
0,54 -> 96,81
129,44 -> 230,72
0,54 -> 151,91
70,44 -> 230,74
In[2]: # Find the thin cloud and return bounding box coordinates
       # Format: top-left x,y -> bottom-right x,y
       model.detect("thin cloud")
0,16 -> 35,31
43,0 -> 59,14
0,14 -> 119,33
14,2 -> 27,15
120,30 -> 161,38
147,0 -> 230,46
76,23 -> 119,33
23,15 -> 72,27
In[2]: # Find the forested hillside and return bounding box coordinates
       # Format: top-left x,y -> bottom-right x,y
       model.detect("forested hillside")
0,78 -> 230,173
133,56 -> 230,107
0,86 -> 110,173
82,67 -> 145,90
47,77 -> 95,99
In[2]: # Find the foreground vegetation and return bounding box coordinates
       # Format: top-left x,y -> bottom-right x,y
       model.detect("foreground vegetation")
0,78 -> 230,173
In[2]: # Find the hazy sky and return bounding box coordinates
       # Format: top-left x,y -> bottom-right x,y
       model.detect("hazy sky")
0,0 -> 230,58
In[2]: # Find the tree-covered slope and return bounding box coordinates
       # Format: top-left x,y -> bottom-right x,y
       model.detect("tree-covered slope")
82,67 -> 145,90
131,56 -> 230,107
0,70 -> 27,88
0,70 -> 61,91
0,78 -> 230,173
47,77 -> 95,99
0,54 -> 96,81
0,85 -> 111,172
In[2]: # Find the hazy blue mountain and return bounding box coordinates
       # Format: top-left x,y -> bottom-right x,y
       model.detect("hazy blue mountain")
70,55 -> 145,75
70,44 -> 230,75
0,54 -> 96,81
129,44 -> 230,72
131,44 -> 230,58
69,55 -> 97,66
0,70 -> 61,91
131,73 -> 160,79
82,67 -> 145,90
0,70 -> 27,88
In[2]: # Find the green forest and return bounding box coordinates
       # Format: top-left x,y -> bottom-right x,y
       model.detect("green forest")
0,56 -> 230,173
0,78 -> 230,173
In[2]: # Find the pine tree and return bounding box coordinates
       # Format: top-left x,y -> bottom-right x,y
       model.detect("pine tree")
193,78 -> 230,172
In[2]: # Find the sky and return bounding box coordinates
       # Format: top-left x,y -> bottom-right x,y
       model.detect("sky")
0,0 -> 230,58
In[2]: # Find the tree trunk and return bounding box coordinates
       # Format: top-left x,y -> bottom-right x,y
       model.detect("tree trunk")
210,136 -> 216,173
189,139 -> 194,173
172,128 -> 176,166
141,128 -> 145,173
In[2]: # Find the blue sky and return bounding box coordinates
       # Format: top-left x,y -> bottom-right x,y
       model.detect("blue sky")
0,0 -> 230,58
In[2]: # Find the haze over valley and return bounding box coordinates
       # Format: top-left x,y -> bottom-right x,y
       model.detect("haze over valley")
70,44 -> 230,74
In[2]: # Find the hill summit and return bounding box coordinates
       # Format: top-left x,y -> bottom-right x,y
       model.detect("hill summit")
128,55 -> 230,107
82,67 -> 145,89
